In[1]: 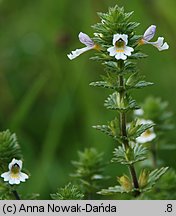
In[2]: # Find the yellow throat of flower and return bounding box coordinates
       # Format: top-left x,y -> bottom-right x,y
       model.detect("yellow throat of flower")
11,164 -> 20,177
115,39 -> 125,52
143,129 -> 152,137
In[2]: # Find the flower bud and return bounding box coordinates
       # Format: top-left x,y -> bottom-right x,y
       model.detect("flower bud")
143,25 -> 156,41
118,175 -> 132,191
139,169 -> 150,188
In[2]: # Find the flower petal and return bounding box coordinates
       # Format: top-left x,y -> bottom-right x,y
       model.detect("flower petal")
67,46 -> 94,60
124,46 -> 134,56
8,159 -> 22,170
136,132 -> 156,144
146,37 -> 169,51
134,109 -> 144,116
78,32 -> 94,47
107,46 -> 117,56
120,34 -> 128,45
115,52 -> 127,60
19,172 -> 29,182
1,172 -> 11,181
113,34 -> 128,45
112,34 -> 121,45
143,25 -> 156,41
138,119 -> 153,125
9,178 -> 16,185
9,178 -> 20,185
160,42 -> 169,51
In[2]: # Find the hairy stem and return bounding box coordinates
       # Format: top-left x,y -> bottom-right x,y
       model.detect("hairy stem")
12,190 -> 20,200
118,61 -> 140,196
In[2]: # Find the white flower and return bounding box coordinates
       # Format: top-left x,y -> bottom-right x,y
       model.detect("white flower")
67,32 -> 96,60
1,158 -> 29,185
107,34 -> 134,60
134,109 -> 144,116
136,119 -> 156,144
141,25 -> 169,51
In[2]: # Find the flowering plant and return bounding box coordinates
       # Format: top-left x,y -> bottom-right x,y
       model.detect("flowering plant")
0,5 -> 174,200
67,5 -> 170,198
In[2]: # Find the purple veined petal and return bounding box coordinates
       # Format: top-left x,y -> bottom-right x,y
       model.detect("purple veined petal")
78,32 -> 94,47
143,25 -> 156,41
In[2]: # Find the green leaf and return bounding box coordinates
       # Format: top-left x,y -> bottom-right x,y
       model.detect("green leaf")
143,169 -> 176,199
92,5 -> 141,50
90,81 -> 117,90
104,92 -> 139,111
142,167 -> 169,192
0,130 -> 22,172
71,148 -> 107,195
130,52 -> 148,59
103,61 -> 120,73
98,185 -> 131,195
135,123 -> 155,138
90,72 -> 122,91
133,81 -> 154,89
90,52 -> 111,62
93,118 -> 121,142
126,72 -> 153,90
127,120 -> 155,139
112,143 -> 148,165
51,183 -> 84,200
103,61 -> 137,75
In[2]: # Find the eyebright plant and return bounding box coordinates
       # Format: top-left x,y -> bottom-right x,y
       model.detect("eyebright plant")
68,5 -> 169,198
51,183 -> 84,200
0,130 -> 29,200
70,148 -> 107,199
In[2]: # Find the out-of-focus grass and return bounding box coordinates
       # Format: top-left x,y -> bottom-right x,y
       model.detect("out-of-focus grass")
0,0 -> 175,198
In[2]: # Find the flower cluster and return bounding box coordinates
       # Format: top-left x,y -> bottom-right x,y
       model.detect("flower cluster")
1,158 -> 29,185
67,25 -> 169,60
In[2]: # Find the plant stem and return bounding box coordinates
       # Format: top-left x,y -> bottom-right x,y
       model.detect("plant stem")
118,61 -> 140,197
12,190 -> 20,200
151,142 -> 157,168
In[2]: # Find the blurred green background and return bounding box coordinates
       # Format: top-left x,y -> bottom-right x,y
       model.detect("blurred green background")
0,0 -> 176,199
